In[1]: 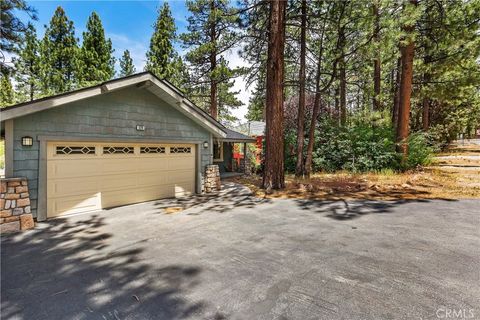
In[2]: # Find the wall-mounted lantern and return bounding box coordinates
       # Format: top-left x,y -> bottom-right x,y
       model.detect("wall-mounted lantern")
203,141 -> 209,149
21,136 -> 33,146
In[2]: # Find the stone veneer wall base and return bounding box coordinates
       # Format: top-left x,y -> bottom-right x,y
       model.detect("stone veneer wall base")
1,177 -> 35,233
204,165 -> 221,193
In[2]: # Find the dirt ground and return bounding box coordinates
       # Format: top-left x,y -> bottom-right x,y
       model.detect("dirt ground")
233,141 -> 480,200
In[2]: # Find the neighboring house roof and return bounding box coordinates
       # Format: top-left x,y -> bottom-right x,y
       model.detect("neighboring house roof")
235,121 -> 266,137
221,128 -> 256,143
0,72 -> 227,138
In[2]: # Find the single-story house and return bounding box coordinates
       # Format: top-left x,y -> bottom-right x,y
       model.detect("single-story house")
0,72 -> 254,221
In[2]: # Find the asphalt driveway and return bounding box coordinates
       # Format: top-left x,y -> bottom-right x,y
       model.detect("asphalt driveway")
2,183 -> 479,320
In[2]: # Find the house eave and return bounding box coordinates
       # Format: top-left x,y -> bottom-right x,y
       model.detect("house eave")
0,72 -> 227,139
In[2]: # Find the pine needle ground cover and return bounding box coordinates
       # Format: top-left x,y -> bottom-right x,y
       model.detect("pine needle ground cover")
234,143 -> 480,200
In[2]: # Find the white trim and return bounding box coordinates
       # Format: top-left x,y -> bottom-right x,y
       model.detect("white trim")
1,88 -> 103,121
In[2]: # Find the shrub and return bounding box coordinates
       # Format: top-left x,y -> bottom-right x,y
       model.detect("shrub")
311,117 -> 397,172
283,114 -> 435,174
403,132 -> 435,169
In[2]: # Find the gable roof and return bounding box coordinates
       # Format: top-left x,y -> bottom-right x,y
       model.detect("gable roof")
222,128 -> 256,142
0,72 -> 227,138
235,121 -> 266,136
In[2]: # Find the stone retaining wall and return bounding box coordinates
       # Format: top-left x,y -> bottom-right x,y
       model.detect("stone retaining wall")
1,177 -> 35,233
204,165 -> 221,193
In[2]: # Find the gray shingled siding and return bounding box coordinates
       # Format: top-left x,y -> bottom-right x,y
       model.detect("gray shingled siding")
12,87 -> 213,217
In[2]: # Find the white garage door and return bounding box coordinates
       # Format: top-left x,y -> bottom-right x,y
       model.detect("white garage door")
47,142 -> 196,217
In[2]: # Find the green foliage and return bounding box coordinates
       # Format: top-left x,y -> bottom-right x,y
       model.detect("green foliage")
0,140 -> 5,169
79,12 -> 115,85
145,3 -> 179,81
13,23 -> 40,102
403,132 -> 434,170
180,0 -> 242,121
285,113 -> 434,173
39,6 -> 79,95
0,0 -> 37,58
0,71 -> 15,108
310,118 -> 398,173
119,50 -> 135,77
246,74 -> 265,121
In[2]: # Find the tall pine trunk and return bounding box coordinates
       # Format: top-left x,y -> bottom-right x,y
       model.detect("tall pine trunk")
209,0 -> 218,119
395,0 -> 417,164
304,19 -> 327,178
372,1 -> 381,111
262,0 -> 286,190
392,57 -> 401,129
422,55 -> 431,131
295,0 -> 307,178
422,97 -> 429,130
338,26 -> 347,125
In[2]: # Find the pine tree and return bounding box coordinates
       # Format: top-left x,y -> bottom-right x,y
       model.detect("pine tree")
145,3 -> 178,80
181,0 -> 241,120
79,12 -> 115,85
169,55 -> 191,92
119,50 -> 135,77
0,71 -> 14,108
263,0 -> 286,190
396,0 -> 419,163
13,23 -> 40,102
39,6 -> 79,95
0,0 -> 37,71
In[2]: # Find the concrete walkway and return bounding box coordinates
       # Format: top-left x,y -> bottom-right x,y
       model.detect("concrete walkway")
2,186 -> 479,320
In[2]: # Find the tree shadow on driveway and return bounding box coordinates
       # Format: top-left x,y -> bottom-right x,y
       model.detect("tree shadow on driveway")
294,198 -> 458,220
152,182 -> 272,215
1,215 -> 205,320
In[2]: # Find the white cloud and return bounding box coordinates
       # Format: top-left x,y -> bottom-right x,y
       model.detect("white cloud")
108,32 -> 148,72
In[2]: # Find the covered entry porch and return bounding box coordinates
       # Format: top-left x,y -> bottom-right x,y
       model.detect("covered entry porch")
213,128 -> 256,178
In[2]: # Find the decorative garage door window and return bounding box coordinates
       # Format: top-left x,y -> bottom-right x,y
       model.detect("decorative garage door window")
103,146 -> 134,154
140,146 -> 166,154
56,146 -> 96,155
170,146 -> 191,154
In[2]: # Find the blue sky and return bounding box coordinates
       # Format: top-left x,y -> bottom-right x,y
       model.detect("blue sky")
23,0 -> 250,121
27,0 -> 189,71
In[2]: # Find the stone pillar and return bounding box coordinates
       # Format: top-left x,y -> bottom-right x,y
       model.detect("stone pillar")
243,143 -> 252,175
0,177 -> 35,233
204,165 -> 221,193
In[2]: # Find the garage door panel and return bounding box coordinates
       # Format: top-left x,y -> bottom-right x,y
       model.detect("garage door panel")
48,194 -> 99,218
98,174 -> 138,191
101,189 -> 139,208
48,176 -> 98,197
138,158 -> 170,171
48,161 -> 100,179
174,182 -> 194,196
167,158 -> 195,170
136,173 -> 169,187
167,170 -> 194,184
99,159 -> 139,174
136,185 -> 174,202
47,142 -> 196,217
